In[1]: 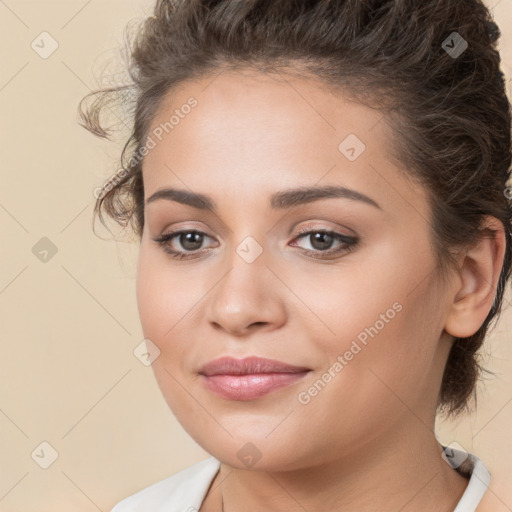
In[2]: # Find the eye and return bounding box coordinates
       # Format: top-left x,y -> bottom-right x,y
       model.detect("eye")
152,226 -> 359,261
290,226 -> 359,259
153,229 -> 216,260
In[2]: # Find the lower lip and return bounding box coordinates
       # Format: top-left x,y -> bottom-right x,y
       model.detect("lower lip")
200,372 -> 310,400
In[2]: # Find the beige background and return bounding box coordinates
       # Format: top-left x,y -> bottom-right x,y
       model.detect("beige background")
0,0 -> 511,510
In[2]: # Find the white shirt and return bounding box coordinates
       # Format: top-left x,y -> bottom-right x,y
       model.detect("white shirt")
110,447 -> 491,512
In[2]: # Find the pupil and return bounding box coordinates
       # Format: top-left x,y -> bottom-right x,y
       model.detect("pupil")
182,232 -> 202,250
311,232 -> 333,250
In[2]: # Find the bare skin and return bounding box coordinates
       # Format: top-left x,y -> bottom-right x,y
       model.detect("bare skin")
135,68 -> 506,512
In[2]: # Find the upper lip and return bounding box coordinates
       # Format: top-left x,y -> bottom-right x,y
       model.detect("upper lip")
198,356 -> 311,376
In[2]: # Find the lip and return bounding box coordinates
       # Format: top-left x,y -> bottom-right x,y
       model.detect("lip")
198,356 -> 310,376
198,356 -> 311,401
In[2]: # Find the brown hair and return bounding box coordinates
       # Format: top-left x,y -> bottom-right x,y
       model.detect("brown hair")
79,0 -> 512,417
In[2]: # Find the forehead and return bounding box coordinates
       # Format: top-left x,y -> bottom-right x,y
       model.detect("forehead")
141,69 -> 428,219
146,69 -> 387,149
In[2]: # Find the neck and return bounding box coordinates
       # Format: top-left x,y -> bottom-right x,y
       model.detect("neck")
210,415 -> 469,512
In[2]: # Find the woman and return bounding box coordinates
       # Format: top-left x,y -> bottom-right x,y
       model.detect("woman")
79,0 -> 512,510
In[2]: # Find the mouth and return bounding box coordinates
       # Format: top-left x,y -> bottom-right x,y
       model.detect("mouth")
198,356 -> 312,400
198,355 -> 311,376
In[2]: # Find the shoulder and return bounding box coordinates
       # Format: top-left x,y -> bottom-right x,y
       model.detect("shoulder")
110,456 -> 221,512
448,447 -> 510,512
476,482 -> 512,512
473,464 -> 512,512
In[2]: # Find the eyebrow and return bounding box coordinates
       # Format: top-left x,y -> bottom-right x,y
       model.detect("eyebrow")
145,185 -> 382,211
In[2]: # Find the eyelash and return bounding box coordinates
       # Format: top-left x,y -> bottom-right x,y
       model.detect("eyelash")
153,226 -> 359,261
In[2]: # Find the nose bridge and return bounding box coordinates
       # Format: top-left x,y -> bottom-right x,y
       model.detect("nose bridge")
206,229 -> 285,333
215,232 -> 269,305
217,194 -> 272,270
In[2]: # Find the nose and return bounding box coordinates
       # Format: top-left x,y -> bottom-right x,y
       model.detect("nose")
206,249 -> 287,337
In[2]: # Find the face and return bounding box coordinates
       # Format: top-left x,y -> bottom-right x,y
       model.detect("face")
136,69 -> 454,471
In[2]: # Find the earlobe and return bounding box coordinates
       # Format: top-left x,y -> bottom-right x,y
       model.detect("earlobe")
444,216 -> 506,339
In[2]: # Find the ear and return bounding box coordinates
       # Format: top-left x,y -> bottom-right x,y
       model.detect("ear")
444,216 -> 507,339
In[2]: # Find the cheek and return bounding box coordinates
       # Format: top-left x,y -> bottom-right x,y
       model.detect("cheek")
136,247 -> 165,339
282,248 -> 427,363
135,247 -> 199,416
300,243 -> 442,406
135,243 -> 200,344
135,242 -> 216,401
290,294 -> 442,461
315,277 -> 443,426
136,246 -> 187,392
